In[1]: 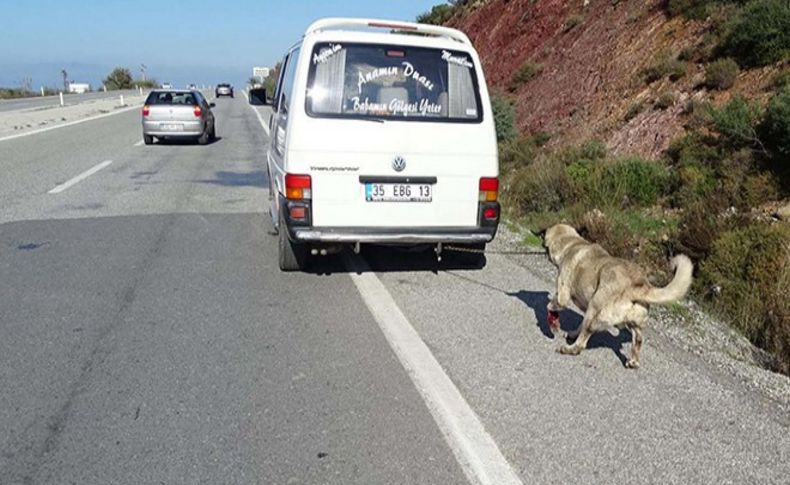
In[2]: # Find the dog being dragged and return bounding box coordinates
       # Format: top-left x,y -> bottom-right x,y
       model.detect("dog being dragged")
544,224 -> 693,369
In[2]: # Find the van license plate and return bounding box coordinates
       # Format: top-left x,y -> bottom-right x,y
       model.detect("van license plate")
365,183 -> 432,202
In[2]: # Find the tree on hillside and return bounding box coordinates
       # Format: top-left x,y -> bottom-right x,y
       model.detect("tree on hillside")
417,4 -> 454,25
103,67 -> 133,90
262,62 -> 281,98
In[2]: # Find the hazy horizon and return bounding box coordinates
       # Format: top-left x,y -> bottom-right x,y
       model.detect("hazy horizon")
1,0 -> 442,91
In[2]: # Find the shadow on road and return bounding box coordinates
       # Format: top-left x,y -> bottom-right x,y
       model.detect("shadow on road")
511,290 -> 632,366
305,245 -> 486,275
198,170 -> 267,188
155,136 -> 223,146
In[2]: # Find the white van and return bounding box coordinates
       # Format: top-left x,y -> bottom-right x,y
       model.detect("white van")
267,18 -> 499,271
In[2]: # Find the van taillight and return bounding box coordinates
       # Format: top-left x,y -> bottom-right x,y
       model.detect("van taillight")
479,177 -> 499,202
142,105 -> 150,117
285,174 -> 312,200
193,105 -> 202,117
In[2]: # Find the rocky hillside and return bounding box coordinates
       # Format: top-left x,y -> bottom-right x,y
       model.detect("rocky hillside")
446,0 -> 782,158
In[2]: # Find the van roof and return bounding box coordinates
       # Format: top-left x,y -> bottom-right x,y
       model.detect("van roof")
303,17 -> 472,46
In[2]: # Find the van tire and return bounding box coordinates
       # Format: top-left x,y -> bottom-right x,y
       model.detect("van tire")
278,216 -> 306,271
143,134 -> 154,145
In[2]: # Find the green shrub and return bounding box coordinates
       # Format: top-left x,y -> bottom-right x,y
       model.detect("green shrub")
759,87 -> 790,160
741,172 -> 780,206
643,51 -> 687,83
656,91 -> 677,110
499,135 -> 537,167
667,133 -> 719,166
491,93 -> 518,142
678,45 -> 698,62
597,157 -> 670,207
704,58 -> 739,89
510,61 -> 544,90
720,0 -> 790,67
698,223 -> 790,373
578,139 -> 608,160
563,14 -> 584,32
507,155 -> 570,213
667,0 -> 732,19
624,101 -> 645,121
671,163 -> 717,207
708,95 -> 761,149
773,69 -> 790,89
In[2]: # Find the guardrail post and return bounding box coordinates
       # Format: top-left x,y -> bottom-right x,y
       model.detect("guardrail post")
59,92 -> 64,106
120,95 -> 124,107
139,87 -> 143,96
40,86 -> 45,96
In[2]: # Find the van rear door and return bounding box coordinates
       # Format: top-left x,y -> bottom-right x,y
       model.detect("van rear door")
296,43 -> 495,229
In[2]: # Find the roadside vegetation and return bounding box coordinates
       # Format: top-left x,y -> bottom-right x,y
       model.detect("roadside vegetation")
422,0 -> 790,374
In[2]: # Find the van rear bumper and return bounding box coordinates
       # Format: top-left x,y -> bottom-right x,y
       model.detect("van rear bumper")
290,226 -> 497,244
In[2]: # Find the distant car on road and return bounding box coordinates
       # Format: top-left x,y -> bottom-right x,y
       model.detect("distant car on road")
215,83 -> 234,98
161,82 -> 173,89
141,89 -> 216,145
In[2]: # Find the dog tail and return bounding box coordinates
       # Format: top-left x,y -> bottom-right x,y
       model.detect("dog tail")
638,255 -> 693,305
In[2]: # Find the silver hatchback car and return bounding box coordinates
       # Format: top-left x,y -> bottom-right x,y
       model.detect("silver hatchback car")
142,90 -> 216,145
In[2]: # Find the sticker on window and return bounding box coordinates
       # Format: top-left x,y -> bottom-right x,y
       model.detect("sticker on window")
313,43 -> 343,64
466,108 -> 478,116
441,50 -> 474,69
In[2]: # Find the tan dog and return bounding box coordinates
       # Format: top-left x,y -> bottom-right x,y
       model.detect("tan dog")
544,223 -> 693,368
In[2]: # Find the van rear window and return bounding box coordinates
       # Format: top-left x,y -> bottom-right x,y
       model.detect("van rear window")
306,43 -> 482,122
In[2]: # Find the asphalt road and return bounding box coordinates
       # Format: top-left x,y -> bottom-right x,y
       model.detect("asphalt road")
1,96 -> 788,485
0,89 -> 141,113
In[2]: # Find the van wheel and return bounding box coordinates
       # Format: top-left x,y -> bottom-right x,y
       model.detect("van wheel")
278,216 -> 306,272
143,134 -> 154,145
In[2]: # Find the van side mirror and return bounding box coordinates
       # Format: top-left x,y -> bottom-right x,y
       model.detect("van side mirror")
248,87 -> 268,106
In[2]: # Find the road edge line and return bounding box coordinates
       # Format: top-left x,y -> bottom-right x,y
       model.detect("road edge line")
345,253 -> 524,485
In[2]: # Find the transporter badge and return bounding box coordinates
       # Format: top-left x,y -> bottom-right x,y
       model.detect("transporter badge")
392,156 -> 406,172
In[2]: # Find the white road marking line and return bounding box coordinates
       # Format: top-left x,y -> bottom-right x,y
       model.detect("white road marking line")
134,139 -> 144,146
240,90 -> 270,136
345,254 -> 524,485
0,104 -> 143,143
48,160 -> 113,194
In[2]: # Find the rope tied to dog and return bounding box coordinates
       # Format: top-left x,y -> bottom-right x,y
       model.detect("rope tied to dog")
443,245 -> 547,256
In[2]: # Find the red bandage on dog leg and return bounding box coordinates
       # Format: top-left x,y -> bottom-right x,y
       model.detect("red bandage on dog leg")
548,310 -> 560,329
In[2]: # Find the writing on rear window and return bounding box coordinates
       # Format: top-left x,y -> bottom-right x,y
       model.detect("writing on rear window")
307,43 -> 482,122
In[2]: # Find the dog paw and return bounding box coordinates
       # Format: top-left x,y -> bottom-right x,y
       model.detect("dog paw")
625,359 -> 640,369
557,344 -> 581,355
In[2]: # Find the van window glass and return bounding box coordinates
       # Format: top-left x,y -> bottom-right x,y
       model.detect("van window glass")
279,48 -> 301,112
146,91 -> 197,105
306,43 -> 482,122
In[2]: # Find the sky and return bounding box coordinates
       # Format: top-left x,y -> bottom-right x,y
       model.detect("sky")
0,0 -> 444,90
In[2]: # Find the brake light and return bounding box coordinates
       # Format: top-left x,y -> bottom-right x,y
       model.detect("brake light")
479,177 -> 499,202
484,207 -> 499,220
285,174 -> 312,200
142,105 -> 150,117
368,21 -> 417,31
193,105 -> 202,117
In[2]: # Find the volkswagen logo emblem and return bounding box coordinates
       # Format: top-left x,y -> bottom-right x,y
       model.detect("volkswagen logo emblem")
392,156 -> 406,172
